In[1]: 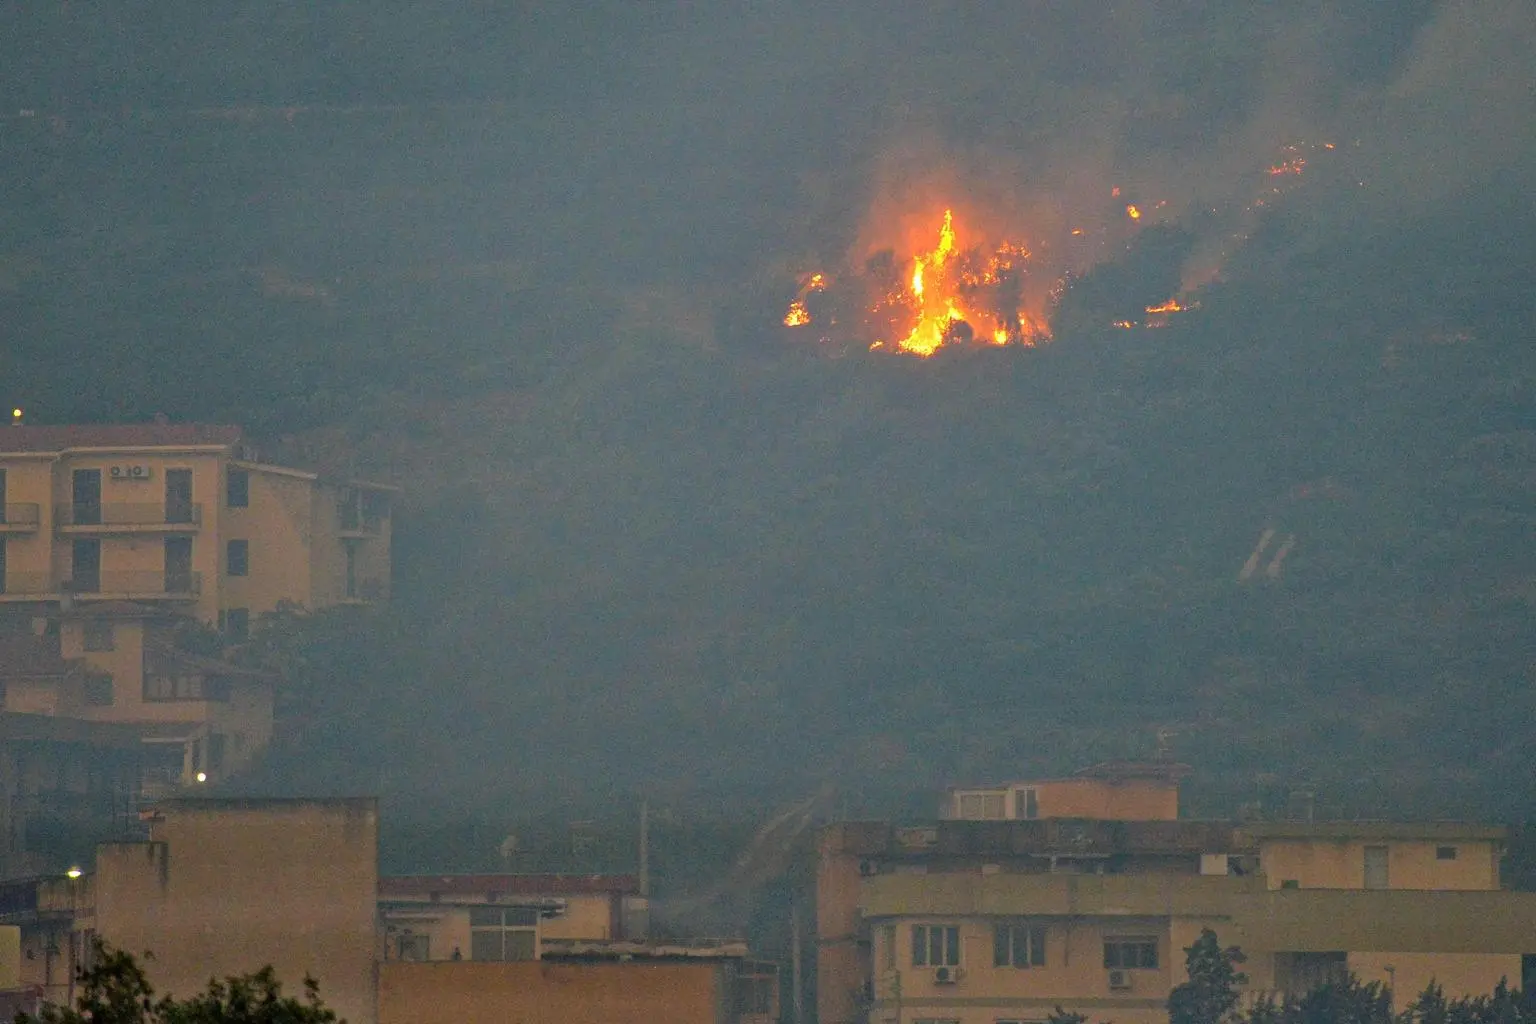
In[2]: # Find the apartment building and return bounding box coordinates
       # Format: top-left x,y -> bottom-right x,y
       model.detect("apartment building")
819,764 -> 1536,1024
0,799 -> 777,1024
0,422 -> 394,629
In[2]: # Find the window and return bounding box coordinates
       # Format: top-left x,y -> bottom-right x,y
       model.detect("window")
71,539 -> 101,592
0,535 -> 8,594
226,540 -> 249,577
1015,787 -> 1039,820
226,468 -> 249,508
83,620 -> 114,652
912,925 -> 961,967
83,677 -> 114,706
145,675 -> 206,701
1280,879 -> 1300,890
224,608 -> 249,639
956,790 -> 1007,820
397,934 -> 430,962
994,922 -> 1046,968
208,733 -> 226,772
1103,938 -> 1158,970
469,907 -> 538,961
1436,846 -> 1457,861
1364,845 -> 1390,889
882,925 -> 896,970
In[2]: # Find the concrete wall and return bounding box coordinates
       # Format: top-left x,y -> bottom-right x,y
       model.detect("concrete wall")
1259,839 -> 1499,890
378,961 -> 728,1024
92,799 -> 378,1024
230,467 -> 317,618
1348,951 -> 1524,1003
1036,779 -> 1179,821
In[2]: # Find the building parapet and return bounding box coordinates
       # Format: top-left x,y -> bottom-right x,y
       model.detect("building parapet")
825,819 -> 1249,860
861,872 -> 1261,921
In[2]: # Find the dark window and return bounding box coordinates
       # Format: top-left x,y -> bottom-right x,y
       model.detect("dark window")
164,469 -> 193,524
226,468 -> 250,508
226,540 -> 249,577
223,608 -> 249,638
83,620 -> 114,652
911,925 -> 961,967
71,539 -> 101,592
994,923 -> 1046,968
1016,787 -> 1039,819
1436,846 -> 1457,861
208,733 -> 226,772
469,907 -> 538,961
1103,938 -> 1158,970
1280,879 -> 1301,890
344,542 -> 358,598
83,677 -> 114,706
397,934 -> 430,962
72,469 -> 102,525
0,467 -> 6,520
0,535 -> 6,594
1364,845 -> 1390,889
164,537 -> 193,594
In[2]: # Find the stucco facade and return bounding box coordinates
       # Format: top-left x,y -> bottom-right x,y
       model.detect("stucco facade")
87,798 -> 379,1024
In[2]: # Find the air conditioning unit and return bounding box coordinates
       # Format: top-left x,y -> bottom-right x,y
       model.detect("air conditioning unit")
1108,970 -> 1133,991
934,966 -> 960,985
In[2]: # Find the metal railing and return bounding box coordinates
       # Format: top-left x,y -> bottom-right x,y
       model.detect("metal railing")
64,571 -> 202,598
0,503 -> 40,527
56,503 -> 202,527
0,572 -> 52,596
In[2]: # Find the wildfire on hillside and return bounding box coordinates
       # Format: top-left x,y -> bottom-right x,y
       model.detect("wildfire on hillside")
782,208 -> 1051,358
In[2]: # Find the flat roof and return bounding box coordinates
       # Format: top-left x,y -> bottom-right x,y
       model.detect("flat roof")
0,423 -> 243,454
540,938 -> 752,961
381,874 -> 638,898
1238,821 -> 1508,842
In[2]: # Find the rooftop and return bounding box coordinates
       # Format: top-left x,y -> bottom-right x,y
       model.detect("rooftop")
380,874 -> 639,899
0,423 -> 243,454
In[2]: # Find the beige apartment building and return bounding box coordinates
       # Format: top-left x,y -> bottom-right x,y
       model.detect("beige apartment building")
0,422 -> 393,628
0,422 -> 393,809
820,762 -> 1536,1024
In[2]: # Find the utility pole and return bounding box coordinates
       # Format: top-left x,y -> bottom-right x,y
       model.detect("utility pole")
638,801 -> 650,897
790,895 -> 804,1024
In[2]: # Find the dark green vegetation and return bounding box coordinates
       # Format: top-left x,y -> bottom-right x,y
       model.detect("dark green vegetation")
1158,929 -> 1536,1024
19,942 -> 337,1024
2,5 -> 1534,877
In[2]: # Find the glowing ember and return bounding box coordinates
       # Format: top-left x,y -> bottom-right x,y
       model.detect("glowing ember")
1268,158 -> 1306,176
785,207 -> 1051,357
781,271 -> 829,327
1125,204 -> 1142,220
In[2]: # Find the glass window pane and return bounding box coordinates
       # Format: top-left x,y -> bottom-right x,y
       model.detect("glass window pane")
994,925 -> 1009,968
506,908 -> 539,927
912,925 -> 927,967
945,927 -> 960,967
1030,927 -> 1046,967
470,930 -> 502,961
504,930 -> 536,961
470,907 -> 502,927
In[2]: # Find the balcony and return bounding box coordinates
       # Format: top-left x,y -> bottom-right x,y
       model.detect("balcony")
55,502 -> 202,533
338,512 -> 387,538
0,503 -> 41,532
0,571 -> 54,600
340,578 -> 388,604
66,571 -> 202,601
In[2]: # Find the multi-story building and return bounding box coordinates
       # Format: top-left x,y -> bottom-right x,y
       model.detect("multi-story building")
0,799 -> 778,1024
0,798 -> 381,1023
819,763 -> 1536,1024
0,422 -> 394,629
0,422 -> 393,824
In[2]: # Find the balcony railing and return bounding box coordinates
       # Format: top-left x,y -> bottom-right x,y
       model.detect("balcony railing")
56,503 -> 202,528
0,572 -> 53,597
0,503 -> 41,530
64,571 -> 202,599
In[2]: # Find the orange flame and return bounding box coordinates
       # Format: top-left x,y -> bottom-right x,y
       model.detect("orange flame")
1126,204 -> 1142,220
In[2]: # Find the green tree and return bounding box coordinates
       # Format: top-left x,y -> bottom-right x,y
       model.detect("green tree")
19,942 -> 340,1024
1169,928 -> 1248,1024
